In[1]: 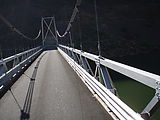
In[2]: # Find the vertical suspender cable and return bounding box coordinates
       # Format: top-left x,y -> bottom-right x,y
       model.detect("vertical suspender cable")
0,14 -> 41,41
56,0 -> 82,38
71,26 -> 75,48
94,0 -> 101,56
41,18 -> 44,46
69,31 -> 73,47
0,46 -> 3,59
53,18 -> 59,45
80,43 -> 83,51
77,10 -> 83,50
68,33 -> 70,47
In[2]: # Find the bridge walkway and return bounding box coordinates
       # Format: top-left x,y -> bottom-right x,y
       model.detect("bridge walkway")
0,50 -> 113,120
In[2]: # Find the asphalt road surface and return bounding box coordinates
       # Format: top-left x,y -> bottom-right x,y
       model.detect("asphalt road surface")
0,50 -> 113,120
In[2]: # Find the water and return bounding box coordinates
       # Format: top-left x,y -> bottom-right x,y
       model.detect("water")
112,76 -> 160,120
87,50 -> 160,119
108,49 -> 160,120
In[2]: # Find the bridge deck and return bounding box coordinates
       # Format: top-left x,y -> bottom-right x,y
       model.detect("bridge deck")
0,50 -> 113,120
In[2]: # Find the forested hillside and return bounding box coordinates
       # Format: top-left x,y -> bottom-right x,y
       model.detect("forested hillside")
0,0 -> 160,73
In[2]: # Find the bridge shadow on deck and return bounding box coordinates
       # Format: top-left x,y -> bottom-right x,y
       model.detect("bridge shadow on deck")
20,53 -> 46,120
3,49 -> 113,120
20,46 -> 56,120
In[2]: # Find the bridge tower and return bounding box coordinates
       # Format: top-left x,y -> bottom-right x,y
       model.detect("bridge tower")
41,17 -> 58,49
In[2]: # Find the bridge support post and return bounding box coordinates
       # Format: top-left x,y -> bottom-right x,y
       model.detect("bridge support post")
58,45 -> 146,120
60,46 -> 116,94
94,58 -> 116,94
80,54 -> 94,76
71,50 -> 79,63
141,81 -> 160,118
100,65 -> 116,94
12,55 -> 20,68
0,60 -> 8,77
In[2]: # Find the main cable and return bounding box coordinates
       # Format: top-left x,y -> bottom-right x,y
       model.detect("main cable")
0,14 -> 41,41
56,0 -> 82,38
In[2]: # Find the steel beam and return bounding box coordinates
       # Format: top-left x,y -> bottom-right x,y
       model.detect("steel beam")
58,47 -> 144,120
0,47 -> 42,93
59,45 -> 160,90
59,44 -> 160,118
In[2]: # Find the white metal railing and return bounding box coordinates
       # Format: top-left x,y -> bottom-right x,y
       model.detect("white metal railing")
0,47 -> 42,92
58,44 -> 160,120
59,45 -> 160,89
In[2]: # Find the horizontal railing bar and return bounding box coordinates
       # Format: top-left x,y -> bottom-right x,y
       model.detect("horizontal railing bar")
59,45 -> 160,89
58,47 -> 144,120
0,48 -> 42,80
0,47 -> 41,65
0,46 -> 42,94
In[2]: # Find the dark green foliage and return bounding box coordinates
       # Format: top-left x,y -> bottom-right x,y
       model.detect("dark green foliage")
0,0 -> 160,71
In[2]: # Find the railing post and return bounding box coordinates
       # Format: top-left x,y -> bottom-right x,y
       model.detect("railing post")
0,60 -> 8,76
13,53 -> 19,68
95,58 -> 104,84
94,57 -> 116,94
57,45 -> 144,120
100,65 -> 116,94
80,56 -> 94,76
71,50 -> 79,63
141,81 -> 160,118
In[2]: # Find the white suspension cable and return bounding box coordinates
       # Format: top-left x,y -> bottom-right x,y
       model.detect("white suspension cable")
56,0 -> 82,38
0,14 -> 41,41
32,29 -> 41,40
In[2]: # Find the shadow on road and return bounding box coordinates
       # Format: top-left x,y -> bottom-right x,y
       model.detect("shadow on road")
20,53 -> 46,120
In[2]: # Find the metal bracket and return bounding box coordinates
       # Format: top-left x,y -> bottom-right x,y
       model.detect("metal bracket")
155,81 -> 160,99
94,58 -> 100,77
142,81 -> 160,116
94,58 -> 103,83
99,55 -> 105,60
95,58 -> 100,67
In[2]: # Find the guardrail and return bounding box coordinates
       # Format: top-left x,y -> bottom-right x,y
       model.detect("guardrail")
0,47 -> 42,96
58,44 -> 160,120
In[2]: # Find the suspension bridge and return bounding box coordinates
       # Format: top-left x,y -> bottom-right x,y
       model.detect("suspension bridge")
0,0 -> 160,120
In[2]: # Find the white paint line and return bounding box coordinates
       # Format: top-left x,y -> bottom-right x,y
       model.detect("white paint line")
0,85 -> 4,90
12,74 -> 16,77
